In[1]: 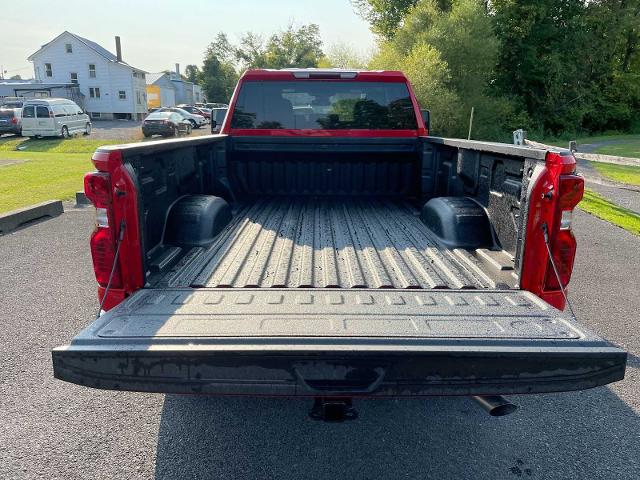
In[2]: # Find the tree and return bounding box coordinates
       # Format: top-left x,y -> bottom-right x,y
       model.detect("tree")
318,43 -> 370,69
264,24 -> 324,69
10,74 -> 22,80
352,0 -> 419,39
184,65 -> 201,84
200,43 -> 238,103
234,32 -> 269,68
492,0 -> 640,135
198,24 -> 324,103
352,0 -> 459,39
233,24 -> 324,69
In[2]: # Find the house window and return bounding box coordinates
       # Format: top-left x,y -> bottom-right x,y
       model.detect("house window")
118,90 -> 126,100
136,91 -> 141,105
141,73 -> 145,80
65,43 -> 73,53
45,63 -> 52,77
133,71 -> 138,78
70,72 -> 78,84
89,64 -> 96,78
89,87 -> 101,99
91,112 -> 101,119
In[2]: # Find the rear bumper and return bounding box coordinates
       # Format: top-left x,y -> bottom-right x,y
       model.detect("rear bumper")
52,343 -> 626,396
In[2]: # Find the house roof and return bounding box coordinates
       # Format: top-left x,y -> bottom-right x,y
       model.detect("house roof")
146,72 -> 173,85
27,31 -> 147,72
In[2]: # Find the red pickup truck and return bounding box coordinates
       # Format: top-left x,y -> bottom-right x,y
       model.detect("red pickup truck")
53,69 -> 626,420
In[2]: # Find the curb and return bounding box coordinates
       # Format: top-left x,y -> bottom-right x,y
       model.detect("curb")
0,200 -> 64,235
76,191 -> 90,206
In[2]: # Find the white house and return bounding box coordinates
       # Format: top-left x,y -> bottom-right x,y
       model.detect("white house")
28,32 -> 148,120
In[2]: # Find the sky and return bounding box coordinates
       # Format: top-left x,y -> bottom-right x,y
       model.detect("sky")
0,0 -> 376,78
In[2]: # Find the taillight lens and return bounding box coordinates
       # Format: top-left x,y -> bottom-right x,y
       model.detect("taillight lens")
544,174 -> 584,290
84,171 -> 122,289
84,172 -> 111,205
90,227 -> 122,288
11,117 -> 17,124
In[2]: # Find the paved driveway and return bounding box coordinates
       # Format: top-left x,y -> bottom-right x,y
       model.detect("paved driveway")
0,208 -> 638,479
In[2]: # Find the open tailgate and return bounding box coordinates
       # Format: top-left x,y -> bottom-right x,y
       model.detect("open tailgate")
52,288 -> 626,396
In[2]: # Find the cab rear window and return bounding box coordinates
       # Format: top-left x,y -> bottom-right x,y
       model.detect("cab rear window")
231,81 -> 417,130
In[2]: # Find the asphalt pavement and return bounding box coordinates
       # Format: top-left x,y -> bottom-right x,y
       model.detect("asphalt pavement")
1,207 -> 639,479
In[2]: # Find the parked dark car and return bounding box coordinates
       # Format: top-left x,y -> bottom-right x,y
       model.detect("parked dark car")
0,108 -> 22,135
141,111 -> 191,138
210,107 -> 227,133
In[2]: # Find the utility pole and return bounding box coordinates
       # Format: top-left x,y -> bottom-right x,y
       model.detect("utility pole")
467,106 -> 475,140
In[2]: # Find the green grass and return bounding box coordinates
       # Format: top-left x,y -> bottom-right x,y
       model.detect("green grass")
0,136 -> 129,154
543,133 -> 640,159
579,189 -> 640,236
0,151 -> 93,213
589,161 -> 640,186
0,134 -> 141,213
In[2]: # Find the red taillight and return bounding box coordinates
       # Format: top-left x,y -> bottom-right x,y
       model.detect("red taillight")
84,171 -> 123,289
84,172 -> 111,205
86,148 -> 144,311
520,151 -> 584,310
543,174 -> 584,291
90,227 -> 123,288
11,117 -> 17,124
92,149 -> 123,172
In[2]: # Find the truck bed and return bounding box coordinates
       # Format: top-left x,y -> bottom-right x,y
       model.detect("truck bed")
155,198 -> 517,290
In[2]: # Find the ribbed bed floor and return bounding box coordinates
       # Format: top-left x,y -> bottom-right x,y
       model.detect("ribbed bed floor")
160,198 -> 510,290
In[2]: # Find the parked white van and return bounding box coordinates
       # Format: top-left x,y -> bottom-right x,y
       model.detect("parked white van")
21,98 -> 91,138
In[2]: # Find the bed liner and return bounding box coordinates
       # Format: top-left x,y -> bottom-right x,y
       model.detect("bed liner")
155,198 -> 518,290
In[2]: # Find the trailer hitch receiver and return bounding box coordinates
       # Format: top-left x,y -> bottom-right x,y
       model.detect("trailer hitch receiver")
309,397 -> 358,422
